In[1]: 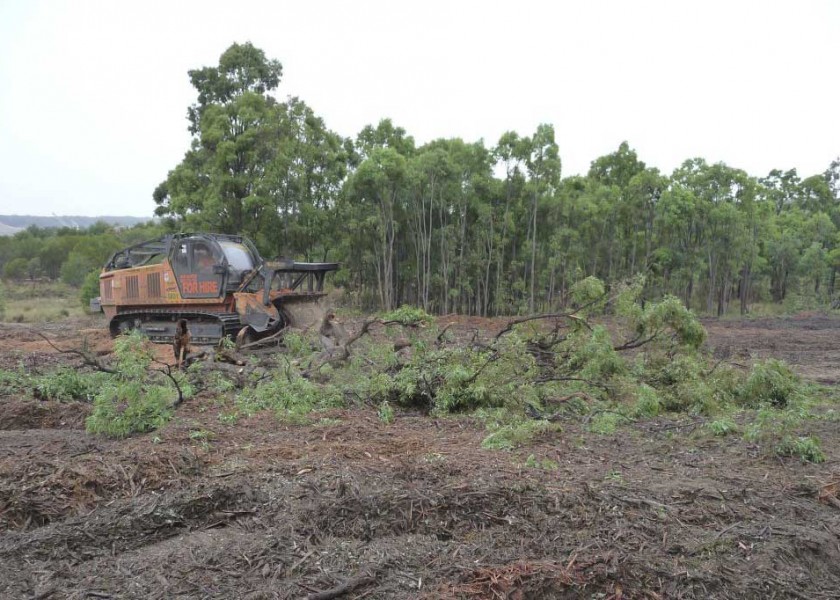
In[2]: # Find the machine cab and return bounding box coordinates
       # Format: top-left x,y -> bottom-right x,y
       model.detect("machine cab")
168,234 -> 258,299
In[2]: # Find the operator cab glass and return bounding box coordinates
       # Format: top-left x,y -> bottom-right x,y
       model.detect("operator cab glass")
218,241 -> 256,272
170,237 -> 225,299
218,240 -> 257,290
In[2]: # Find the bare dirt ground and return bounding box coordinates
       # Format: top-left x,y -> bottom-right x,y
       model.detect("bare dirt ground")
1,314 -> 840,599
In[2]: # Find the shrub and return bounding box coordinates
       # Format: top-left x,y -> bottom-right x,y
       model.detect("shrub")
27,257 -> 41,279
587,411 -> 627,435
706,417 -> 737,436
738,359 -> 801,408
60,251 -> 95,286
0,367 -> 27,395
3,257 -> 28,281
204,370 -> 236,394
776,435 -> 825,463
525,454 -> 559,470
79,270 -> 101,310
87,383 -> 173,438
33,368 -> 104,402
282,331 -> 314,359
86,332 -> 178,438
743,405 -> 823,463
644,354 -> 723,414
481,418 -> 557,450
378,400 -> 394,424
381,305 -> 434,326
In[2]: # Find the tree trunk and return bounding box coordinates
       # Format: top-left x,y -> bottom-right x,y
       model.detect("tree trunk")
529,189 -> 538,314
739,264 -> 750,315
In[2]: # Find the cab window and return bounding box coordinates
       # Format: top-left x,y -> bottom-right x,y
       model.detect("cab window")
170,239 -> 224,298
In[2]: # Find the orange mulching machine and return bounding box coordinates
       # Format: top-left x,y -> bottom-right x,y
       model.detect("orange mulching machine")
98,233 -> 337,347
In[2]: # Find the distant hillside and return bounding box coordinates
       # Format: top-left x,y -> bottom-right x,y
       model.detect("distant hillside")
0,222 -> 23,236
0,215 -> 152,235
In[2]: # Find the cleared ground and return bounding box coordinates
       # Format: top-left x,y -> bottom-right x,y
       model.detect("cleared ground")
0,314 -> 839,599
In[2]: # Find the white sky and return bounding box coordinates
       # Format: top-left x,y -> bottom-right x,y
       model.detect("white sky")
0,0 -> 838,217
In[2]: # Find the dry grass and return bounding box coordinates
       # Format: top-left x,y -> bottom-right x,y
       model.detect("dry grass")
2,280 -> 86,323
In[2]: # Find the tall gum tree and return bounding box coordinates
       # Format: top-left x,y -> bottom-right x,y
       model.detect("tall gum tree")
154,43 -> 283,237
346,147 -> 407,311
523,124 -> 561,313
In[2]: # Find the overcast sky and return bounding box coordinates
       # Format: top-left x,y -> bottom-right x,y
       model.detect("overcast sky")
0,0 -> 837,217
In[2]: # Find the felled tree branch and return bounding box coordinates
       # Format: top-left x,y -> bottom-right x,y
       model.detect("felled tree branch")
613,331 -> 659,351
151,359 -> 185,407
493,293 -> 608,340
303,317 -> 381,377
34,332 -> 117,374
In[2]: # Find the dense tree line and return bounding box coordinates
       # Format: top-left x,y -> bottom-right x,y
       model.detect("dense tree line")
0,221 -> 166,285
3,43 -> 838,318
152,43 -> 839,315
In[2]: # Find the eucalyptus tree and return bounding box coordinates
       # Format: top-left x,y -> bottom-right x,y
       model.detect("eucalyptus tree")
345,147 -> 407,311
655,180 -> 704,307
627,168 -> 664,263
587,142 -> 659,282
492,131 -> 528,314
154,43 -> 283,237
766,209 -> 806,303
759,169 -> 802,215
432,138 -> 493,314
797,174 -> 835,216
522,124 -> 561,313
669,159 -> 758,313
405,146 -> 451,311
258,97 -> 348,260
825,158 -> 840,203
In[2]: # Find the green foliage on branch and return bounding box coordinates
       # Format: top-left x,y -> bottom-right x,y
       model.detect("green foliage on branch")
86,332 -> 183,438
34,368 -> 106,402
235,371 -> 342,423
738,359 -> 801,408
569,276 -> 606,312
381,305 -> 434,326
343,331 -> 540,415
314,276 -> 827,459
474,408 -> 559,450
0,365 -> 106,402
566,325 -> 624,380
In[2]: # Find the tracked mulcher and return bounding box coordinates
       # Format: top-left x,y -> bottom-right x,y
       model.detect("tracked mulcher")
98,233 -> 337,346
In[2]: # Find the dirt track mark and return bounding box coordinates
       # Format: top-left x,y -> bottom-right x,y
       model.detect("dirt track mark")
0,400 -> 90,430
0,482 -> 264,563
